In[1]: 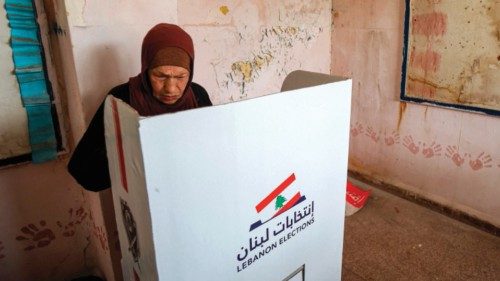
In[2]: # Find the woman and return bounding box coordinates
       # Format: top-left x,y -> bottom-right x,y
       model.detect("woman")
68,23 -> 211,191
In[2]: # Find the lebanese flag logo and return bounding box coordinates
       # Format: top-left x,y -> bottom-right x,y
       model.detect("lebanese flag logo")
249,173 -> 307,231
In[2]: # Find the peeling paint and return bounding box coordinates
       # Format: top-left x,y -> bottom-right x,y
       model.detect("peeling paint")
230,52 -> 273,84
231,61 -> 253,83
199,1 -> 330,102
231,52 -> 271,78
224,24 -> 321,98
260,25 -> 317,47
219,5 -> 229,16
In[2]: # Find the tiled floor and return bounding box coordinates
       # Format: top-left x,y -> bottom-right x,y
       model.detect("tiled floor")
342,178 -> 500,281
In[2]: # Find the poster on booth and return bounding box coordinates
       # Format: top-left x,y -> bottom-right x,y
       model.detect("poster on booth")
104,71 -> 352,281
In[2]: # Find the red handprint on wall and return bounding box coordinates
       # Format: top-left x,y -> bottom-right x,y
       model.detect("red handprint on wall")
384,131 -> 400,146
0,241 -> 5,260
365,126 -> 380,143
93,225 -> 109,252
16,221 -> 56,251
350,122 -> 364,137
403,135 -> 420,154
57,207 -> 88,237
422,142 -> 442,158
468,152 -> 493,171
445,145 -> 465,167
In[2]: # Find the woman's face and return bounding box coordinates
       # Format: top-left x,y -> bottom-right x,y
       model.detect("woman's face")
148,65 -> 190,105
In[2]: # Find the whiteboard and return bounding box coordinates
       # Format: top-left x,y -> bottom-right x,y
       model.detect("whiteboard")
402,0 -> 500,116
0,1 -> 31,160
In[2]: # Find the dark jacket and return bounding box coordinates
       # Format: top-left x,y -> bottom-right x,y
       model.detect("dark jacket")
67,82 -> 212,191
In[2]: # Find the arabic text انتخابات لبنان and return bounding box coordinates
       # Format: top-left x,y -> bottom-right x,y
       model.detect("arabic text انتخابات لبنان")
236,201 -> 315,272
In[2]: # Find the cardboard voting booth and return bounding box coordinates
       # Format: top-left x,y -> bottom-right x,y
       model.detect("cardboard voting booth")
104,71 -> 352,281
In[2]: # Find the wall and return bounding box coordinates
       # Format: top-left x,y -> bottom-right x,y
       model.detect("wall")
0,0 -> 122,280
0,0 -> 335,276
62,2 -> 330,279
179,0 -> 331,104
0,160 -> 91,281
65,0 -> 331,119
63,0 -> 330,280
331,0 -> 500,227
4,0 -> 497,280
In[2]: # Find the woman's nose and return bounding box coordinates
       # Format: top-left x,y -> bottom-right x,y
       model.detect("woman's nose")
163,78 -> 177,92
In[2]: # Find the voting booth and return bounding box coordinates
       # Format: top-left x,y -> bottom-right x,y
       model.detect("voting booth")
104,71 -> 352,281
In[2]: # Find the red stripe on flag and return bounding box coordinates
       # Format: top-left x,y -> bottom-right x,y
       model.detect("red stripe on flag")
272,192 -> 301,218
112,99 -> 128,193
255,173 -> 296,213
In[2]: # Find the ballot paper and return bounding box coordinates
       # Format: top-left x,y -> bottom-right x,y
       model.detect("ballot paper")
104,71 -> 352,281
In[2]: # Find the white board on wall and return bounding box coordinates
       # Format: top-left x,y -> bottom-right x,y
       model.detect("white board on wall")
104,72 -> 352,280
0,1 -> 31,159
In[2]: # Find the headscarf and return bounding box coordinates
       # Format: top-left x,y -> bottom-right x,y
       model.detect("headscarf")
129,23 -> 198,116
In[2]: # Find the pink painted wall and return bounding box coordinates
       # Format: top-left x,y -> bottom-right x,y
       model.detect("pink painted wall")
0,160 -> 90,281
0,160 -> 119,281
331,0 -> 500,227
